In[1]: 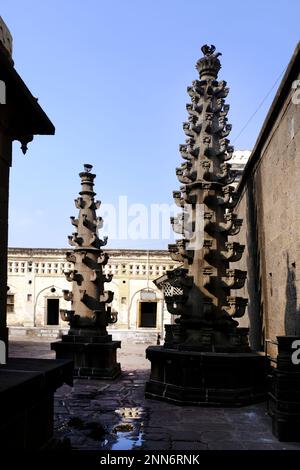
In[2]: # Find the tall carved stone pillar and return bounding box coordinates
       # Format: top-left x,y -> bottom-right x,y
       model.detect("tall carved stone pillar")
51,164 -> 121,379
145,45 -> 269,405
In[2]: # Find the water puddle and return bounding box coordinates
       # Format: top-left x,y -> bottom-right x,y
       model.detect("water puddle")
111,431 -> 143,450
110,406 -> 145,450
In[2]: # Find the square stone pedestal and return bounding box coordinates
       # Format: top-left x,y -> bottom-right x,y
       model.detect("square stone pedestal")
0,357 -> 73,449
268,336 -> 300,441
51,333 -> 121,379
145,346 -> 269,406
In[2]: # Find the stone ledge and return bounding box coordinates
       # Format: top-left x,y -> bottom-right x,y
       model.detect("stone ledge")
0,357 -> 73,449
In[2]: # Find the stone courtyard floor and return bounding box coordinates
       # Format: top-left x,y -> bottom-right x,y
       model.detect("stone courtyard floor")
9,339 -> 300,451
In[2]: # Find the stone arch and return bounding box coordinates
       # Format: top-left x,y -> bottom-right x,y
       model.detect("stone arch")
34,284 -> 65,327
127,286 -> 162,329
7,283 -> 17,293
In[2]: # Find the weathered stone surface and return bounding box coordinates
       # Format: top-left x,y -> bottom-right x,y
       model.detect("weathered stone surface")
233,44 -> 300,354
10,340 -> 300,450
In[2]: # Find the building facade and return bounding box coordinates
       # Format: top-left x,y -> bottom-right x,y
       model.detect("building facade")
7,247 -> 178,342
230,150 -> 251,187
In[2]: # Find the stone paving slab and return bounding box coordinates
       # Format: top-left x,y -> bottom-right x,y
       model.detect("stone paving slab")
9,340 -> 300,451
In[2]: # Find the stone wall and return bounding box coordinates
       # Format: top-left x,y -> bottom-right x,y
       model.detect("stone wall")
234,66 -> 300,357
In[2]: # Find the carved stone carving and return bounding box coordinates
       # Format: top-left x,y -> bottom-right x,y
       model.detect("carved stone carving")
52,164 -> 121,379
154,45 -> 248,350
61,164 -> 118,329
146,45 -> 268,408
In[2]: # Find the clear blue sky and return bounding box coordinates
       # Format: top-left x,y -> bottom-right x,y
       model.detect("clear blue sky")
2,0 -> 299,249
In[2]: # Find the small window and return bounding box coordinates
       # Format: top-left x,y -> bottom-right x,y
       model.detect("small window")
121,297 -> 127,305
27,294 -> 32,302
7,293 -> 14,313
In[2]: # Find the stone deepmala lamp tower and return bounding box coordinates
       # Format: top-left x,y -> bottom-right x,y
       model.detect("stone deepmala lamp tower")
51,164 -> 121,379
145,45 -> 268,405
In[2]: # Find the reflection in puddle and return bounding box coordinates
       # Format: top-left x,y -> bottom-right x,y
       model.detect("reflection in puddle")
110,406 -> 145,450
116,407 -> 143,419
114,423 -> 134,432
111,432 -> 143,450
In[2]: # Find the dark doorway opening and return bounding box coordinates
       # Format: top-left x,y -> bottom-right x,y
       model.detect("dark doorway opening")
139,302 -> 157,328
47,298 -> 59,325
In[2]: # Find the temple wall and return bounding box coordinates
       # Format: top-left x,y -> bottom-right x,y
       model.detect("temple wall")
234,72 -> 300,356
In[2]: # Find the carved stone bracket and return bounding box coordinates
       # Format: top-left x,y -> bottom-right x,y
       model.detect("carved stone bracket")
223,296 -> 248,318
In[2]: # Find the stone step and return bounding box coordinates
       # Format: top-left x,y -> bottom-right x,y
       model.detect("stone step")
9,326 -> 161,343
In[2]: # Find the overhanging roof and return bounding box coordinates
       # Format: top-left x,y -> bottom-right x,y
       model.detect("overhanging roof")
0,41 -> 55,136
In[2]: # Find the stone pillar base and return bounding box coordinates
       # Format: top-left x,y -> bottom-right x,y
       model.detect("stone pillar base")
145,346 -> 269,406
268,336 -> 300,441
51,334 -> 121,379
